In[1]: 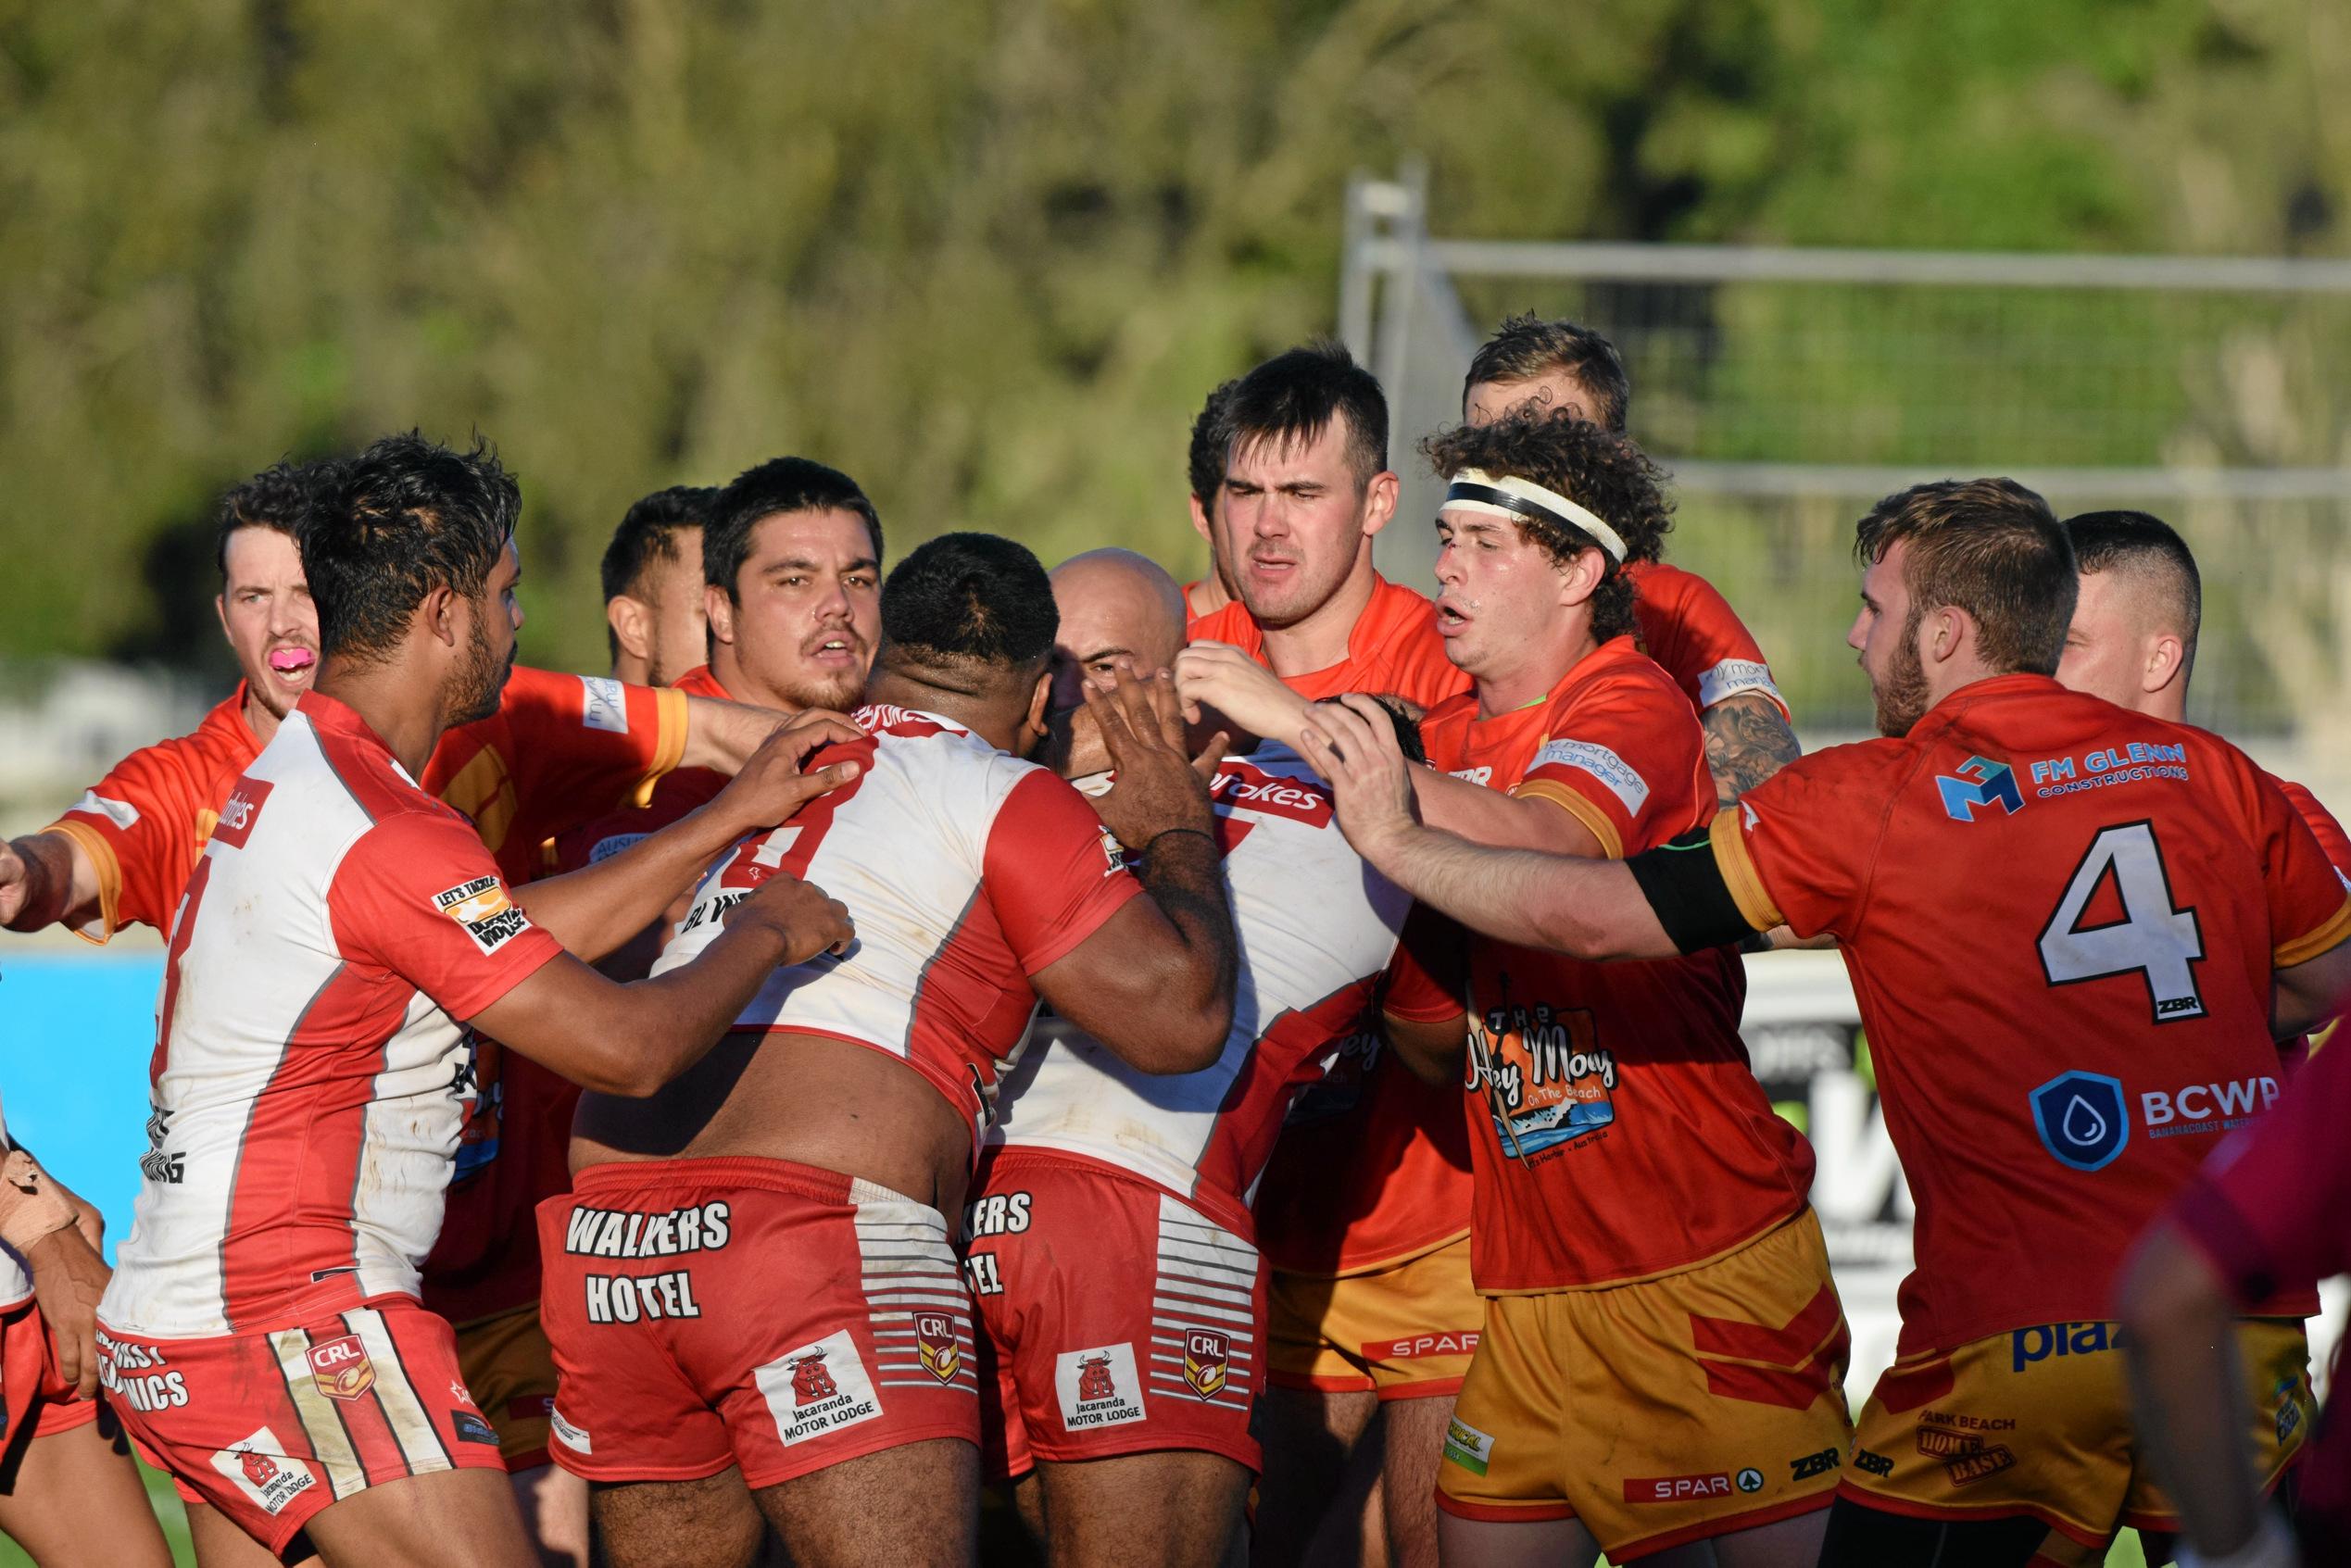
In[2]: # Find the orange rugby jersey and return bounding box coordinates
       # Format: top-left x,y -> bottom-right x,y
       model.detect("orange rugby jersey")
1201,576 -> 1479,1274
52,669 -> 686,939
1626,560 -> 1788,719
1422,636 -> 1810,1292
1711,674 -> 2351,1355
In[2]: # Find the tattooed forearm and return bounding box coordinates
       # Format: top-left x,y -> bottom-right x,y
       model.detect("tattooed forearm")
1702,692 -> 1802,809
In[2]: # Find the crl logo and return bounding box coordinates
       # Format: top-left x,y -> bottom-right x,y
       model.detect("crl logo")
1937,757 -> 2024,822
2030,1071 -> 2129,1172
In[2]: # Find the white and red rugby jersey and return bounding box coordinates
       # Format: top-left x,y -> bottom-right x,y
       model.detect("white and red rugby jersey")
987,746 -> 1414,1236
101,693 -> 563,1338
654,705 -> 1143,1152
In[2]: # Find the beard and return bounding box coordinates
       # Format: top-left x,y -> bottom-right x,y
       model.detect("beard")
1870,608 -> 1932,737
446,614 -> 513,729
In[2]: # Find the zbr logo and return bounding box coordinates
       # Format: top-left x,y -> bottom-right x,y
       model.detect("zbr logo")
1937,757 -> 2024,822
2030,1071 -> 2129,1172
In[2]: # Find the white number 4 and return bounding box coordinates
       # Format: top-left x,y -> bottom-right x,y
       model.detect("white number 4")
2039,822 -> 2206,1022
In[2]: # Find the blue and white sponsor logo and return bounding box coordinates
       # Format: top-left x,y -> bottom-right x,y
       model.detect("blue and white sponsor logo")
2029,1070 -> 2129,1172
1529,738 -> 1649,818
1936,756 -> 2023,822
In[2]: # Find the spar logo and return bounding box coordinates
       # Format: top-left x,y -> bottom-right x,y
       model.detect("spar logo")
1183,1330 -> 1230,1400
308,1334 -> 375,1401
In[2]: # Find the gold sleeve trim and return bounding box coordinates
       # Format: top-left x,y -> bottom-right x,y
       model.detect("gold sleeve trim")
635,686 -> 692,808
2277,892 -> 2351,971
1708,808 -> 1783,933
44,820 -> 123,946
1511,780 -> 1624,860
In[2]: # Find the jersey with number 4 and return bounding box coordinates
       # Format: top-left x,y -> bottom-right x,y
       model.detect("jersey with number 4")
986,745 -> 1414,1237
653,706 -> 1144,1155
1710,674 -> 2351,1355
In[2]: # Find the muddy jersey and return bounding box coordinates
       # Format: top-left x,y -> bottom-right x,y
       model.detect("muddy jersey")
49,669 -> 684,940
654,706 -> 1143,1152
987,746 -> 1414,1236
1626,561 -> 1787,719
1421,636 -> 1809,1291
100,693 -> 564,1337
1710,674 -> 2351,1355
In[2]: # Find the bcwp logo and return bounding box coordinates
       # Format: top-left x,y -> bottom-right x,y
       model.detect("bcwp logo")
308,1335 -> 374,1401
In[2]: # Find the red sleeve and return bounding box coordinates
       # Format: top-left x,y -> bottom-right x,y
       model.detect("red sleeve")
1708,743 -> 1899,940
981,770 -> 1146,974
1381,904 -> 1466,1022
1514,672 -> 1704,859
328,809 -> 566,1022
2171,1030 -> 2351,1304
425,668 -> 689,880
2276,779 -> 2351,886
2240,762 -> 2351,969
1634,566 -> 1787,718
46,742 -> 212,940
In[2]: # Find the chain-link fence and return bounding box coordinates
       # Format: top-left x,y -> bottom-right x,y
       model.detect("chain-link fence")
1343,175 -> 2351,749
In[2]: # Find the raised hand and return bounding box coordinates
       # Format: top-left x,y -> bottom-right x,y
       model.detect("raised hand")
1085,668 -> 1225,850
1297,694 -> 1421,857
725,872 -> 856,964
711,710 -> 865,834
1173,642 -> 1312,746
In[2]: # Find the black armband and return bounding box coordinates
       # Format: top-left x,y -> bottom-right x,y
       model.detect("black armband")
1626,829 -> 1759,955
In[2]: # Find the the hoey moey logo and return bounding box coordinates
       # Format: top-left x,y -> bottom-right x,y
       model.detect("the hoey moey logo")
1183,1330 -> 1229,1399
1465,982 -> 1616,1159
308,1334 -> 374,1400
434,875 -> 532,955
1936,756 -> 2024,822
915,1312 -> 961,1385
211,777 -> 274,848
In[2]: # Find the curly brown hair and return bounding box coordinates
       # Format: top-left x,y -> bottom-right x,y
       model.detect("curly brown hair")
1422,413 -> 1674,644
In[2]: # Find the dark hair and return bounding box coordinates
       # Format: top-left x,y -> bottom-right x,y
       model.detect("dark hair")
302,433 -> 521,664
705,458 -> 882,601
1224,342 -> 1388,494
600,486 -> 713,660
1854,479 -> 2077,676
215,457 -> 341,582
1422,413 -> 1674,644
1465,315 -> 1631,433
2066,508 -> 2201,677
880,533 -> 1057,671
1188,377 -> 1241,509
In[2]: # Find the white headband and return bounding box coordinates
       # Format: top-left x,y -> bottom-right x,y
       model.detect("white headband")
1442,469 -> 1628,562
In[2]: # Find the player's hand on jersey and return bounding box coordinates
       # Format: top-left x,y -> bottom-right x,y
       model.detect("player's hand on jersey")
25,1227 -> 107,1399
1173,642 -> 1312,748
711,710 -> 865,834
1299,694 -> 1420,855
723,872 -> 855,963
1086,668 -> 1226,849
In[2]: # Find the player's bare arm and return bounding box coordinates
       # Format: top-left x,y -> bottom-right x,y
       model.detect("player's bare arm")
1034,671 -> 1238,1073
471,872 -> 852,1098
0,831 -> 97,932
1700,690 -> 1802,809
2272,933 -> 2351,1040
0,1150 -> 107,1398
1301,695 -> 1682,961
1174,639 -> 1311,743
675,692 -> 797,772
2117,1223 -> 2289,1565
513,709 -> 861,961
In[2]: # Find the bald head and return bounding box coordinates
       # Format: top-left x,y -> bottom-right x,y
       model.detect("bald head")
1050,548 -> 1189,684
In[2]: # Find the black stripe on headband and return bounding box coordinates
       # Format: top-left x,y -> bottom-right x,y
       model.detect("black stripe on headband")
1444,481 -> 1588,541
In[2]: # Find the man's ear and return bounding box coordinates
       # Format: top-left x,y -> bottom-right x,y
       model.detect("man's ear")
1358,470 -> 1401,541
704,583 -> 736,649
214,594 -> 232,647
1923,604 -> 1971,665
2144,632 -> 2189,697
608,596 -> 653,663
1557,548 -> 1608,610
1188,493 -> 1214,546
1025,667 -> 1054,742
419,583 -> 461,649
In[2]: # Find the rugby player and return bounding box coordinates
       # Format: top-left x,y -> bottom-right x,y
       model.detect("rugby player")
1179,342 -> 1477,1568
602,485 -> 714,688
1294,477 -> 2351,1567
0,459 -> 790,935
94,433 -> 861,1568
543,533 -> 1240,1568
2121,1000 -> 2351,1567
964,548 -> 1418,1567
1184,377 -> 1240,620
1460,313 -> 1800,808
1182,414 -> 1850,1563
0,1129 -> 172,1567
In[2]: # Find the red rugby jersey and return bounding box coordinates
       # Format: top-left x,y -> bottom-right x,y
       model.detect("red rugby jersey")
1626,561 -> 1788,719
1711,674 -> 2351,1355
1422,636 -> 1810,1291
1206,579 -> 1480,1274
